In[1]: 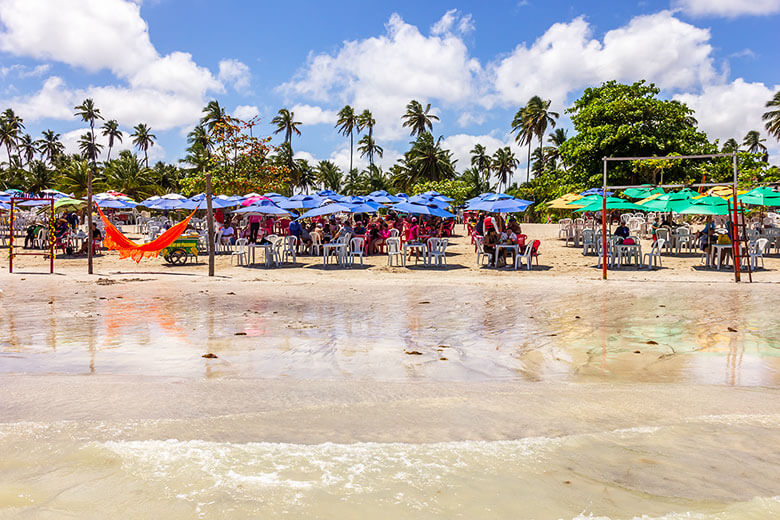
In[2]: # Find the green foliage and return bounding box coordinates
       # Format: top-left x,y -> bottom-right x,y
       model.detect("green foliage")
411,179 -> 472,206
559,80 -> 714,186
507,170 -> 582,222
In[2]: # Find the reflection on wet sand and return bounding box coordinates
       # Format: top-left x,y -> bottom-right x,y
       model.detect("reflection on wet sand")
2,281 -> 779,385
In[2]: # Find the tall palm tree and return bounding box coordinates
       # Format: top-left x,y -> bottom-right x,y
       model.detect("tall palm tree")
511,105 -> 532,182
404,132 -> 456,187
401,100 -> 439,136
74,98 -> 103,275
57,158 -> 93,197
721,138 -> 739,153
295,158 -> 316,194
17,133 -> 36,167
36,130 -> 65,165
316,160 -> 342,191
356,109 -> 376,164
492,147 -> 518,191
130,123 -> 156,167
743,130 -> 768,161
357,134 -> 383,163
200,100 -> 227,134
524,96 -> 559,173
363,163 -> 389,192
271,108 -> 302,146
101,119 -> 123,162
470,144 -> 491,182
763,91 -> 780,141
185,124 -> 213,170
103,150 -> 156,200
78,132 -> 104,162
24,160 -> 56,193
0,108 -> 24,165
336,105 -> 358,173
547,128 -> 568,170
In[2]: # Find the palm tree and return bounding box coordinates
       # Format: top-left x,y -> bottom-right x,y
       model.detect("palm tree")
492,147 -> 518,191
271,108 -> 302,146
24,160 -> 56,193
185,124 -> 213,170
57,158 -> 92,197
459,167 -> 492,198
721,138 -> 739,153
404,132 -> 456,187
336,105 -> 358,172
763,91 -> 780,141
470,144 -> 491,182
36,130 -> 65,165
357,134 -> 383,163
104,150 -> 156,200
342,168 -> 365,195
101,119 -> 123,162
524,96 -> 559,173
743,130 -> 768,161
547,128 -> 568,170
401,100 -> 439,136
200,100 -> 227,134
511,105 -> 532,182
0,109 -> 24,165
356,109 -> 376,164
78,132 -> 104,162
295,158 -> 316,194
17,133 -> 36,167
130,123 -> 156,167
316,160 -> 342,191
74,97 -> 103,274
363,164 -> 389,192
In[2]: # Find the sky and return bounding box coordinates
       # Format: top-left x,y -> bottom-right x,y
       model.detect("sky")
1,0 -> 778,176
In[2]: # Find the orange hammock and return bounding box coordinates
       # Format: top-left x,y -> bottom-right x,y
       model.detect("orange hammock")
97,206 -> 197,263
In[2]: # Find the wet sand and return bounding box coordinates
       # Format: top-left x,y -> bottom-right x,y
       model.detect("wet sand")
2,232 -> 780,518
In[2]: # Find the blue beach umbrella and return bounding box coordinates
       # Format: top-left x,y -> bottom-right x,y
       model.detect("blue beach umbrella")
145,198 -> 184,210
279,196 -> 322,209
233,201 -> 292,216
468,198 -> 533,213
96,199 -> 136,209
388,201 -> 456,218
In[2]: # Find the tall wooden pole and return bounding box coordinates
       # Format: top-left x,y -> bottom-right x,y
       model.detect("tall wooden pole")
602,157 -> 608,280
732,152 -> 741,283
205,170 -> 215,277
87,160 -> 93,274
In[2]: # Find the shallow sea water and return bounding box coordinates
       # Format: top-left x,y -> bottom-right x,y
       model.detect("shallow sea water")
2,280 -> 780,518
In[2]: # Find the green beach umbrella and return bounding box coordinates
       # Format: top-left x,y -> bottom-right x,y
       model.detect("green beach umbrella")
623,185 -> 665,199
738,187 -> 780,207
677,196 -> 730,216
574,198 -> 647,212
53,197 -> 87,212
639,188 -> 697,212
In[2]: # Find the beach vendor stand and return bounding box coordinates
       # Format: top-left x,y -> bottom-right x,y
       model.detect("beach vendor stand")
161,234 -> 200,265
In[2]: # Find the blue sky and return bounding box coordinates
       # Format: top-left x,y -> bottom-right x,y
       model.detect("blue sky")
1,0 -> 778,176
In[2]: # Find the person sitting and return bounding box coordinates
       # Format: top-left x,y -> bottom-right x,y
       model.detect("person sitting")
353,220 -> 367,236
497,228 -> 518,266
288,219 -> 302,241
615,223 -> 630,240
79,223 -> 102,255
311,224 -> 325,245
299,225 -> 312,252
475,214 -> 485,236
697,216 -> 715,256
483,227 -> 499,267
219,221 -> 235,245
66,211 -> 80,230
333,220 -> 353,241
24,222 -> 44,248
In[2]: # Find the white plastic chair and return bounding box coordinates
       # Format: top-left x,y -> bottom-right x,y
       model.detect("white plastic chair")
386,237 -> 404,266
515,240 -> 540,270
323,233 -> 350,266
750,238 -> 769,270
643,239 -> 665,269
475,237 -> 490,266
310,232 -> 322,255
282,236 -> 298,264
581,229 -> 595,256
231,238 -> 249,266
348,237 -> 365,266
426,238 -> 448,266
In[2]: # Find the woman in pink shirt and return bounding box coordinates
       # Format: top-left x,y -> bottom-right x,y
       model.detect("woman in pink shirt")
248,214 -> 262,243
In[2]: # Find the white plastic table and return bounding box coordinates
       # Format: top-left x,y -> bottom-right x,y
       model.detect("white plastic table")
248,243 -> 274,267
615,243 -> 642,267
402,242 -> 427,265
495,244 -> 518,267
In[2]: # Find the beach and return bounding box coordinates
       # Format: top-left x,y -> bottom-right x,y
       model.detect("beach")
2,225 -> 780,518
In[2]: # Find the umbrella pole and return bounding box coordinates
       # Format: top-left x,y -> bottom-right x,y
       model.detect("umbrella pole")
206,171 -> 215,277
602,158 -> 608,280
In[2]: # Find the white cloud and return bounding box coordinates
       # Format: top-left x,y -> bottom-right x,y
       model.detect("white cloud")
281,12 -> 482,140
673,0 -> 780,17
457,112 -> 485,128
293,150 -> 318,164
290,104 -> 337,125
431,9 -> 474,36
328,144 -> 368,173
0,63 -> 51,78
218,58 -> 251,92
232,104 -> 259,121
674,79 -> 780,161
0,0 -> 225,133
490,11 -> 717,107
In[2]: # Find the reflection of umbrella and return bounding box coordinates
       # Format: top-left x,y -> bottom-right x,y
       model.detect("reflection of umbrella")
467,198 -> 533,213
233,200 -> 291,216
678,196 -> 730,216
388,201 -> 455,218
624,185 -> 665,199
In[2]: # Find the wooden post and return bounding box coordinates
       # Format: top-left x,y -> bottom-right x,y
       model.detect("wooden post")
205,170 -> 215,277
9,198 -> 14,273
732,152 -> 740,283
87,162 -> 93,275
49,199 -> 54,274
602,157 -> 608,280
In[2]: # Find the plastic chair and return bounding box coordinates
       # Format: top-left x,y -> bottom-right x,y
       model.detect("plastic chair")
581,229 -> 595,256
282,236 -> 297,264
231,238 -> 249,265
426,238 -> 448,266
348,237 -> 365,266
386,237 -> 404,266
310,232 -> 322,255
515,240 -> 541,270
643,238 -> 665,269
475,237 -> 490,266
750,238 -> 769,270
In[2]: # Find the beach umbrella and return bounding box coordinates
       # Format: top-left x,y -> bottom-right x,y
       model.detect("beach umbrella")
0,202 -> 10,211
47,197 -> 87,212
179,197 -> 236,210
574,199 -> 647,212
468,198 -> 533,213
623,185 -> 665,199
580,188 -> 613,197
368,193 -> 403,204
233,200 -> 292,216
279,196 -> 322,209
408,194 -> 450,208
639,188 -> 697,212
17,199 -> 50,207
422,190 -> 454,202
144,198 -> 184,210
738,187 -> 780,206
160,193 -> 186,200
296,203 -> 358,219
388,201 -> 456,218
96,198 -> 135,209
546,193 -> 583,209
241,195 -> 272,206
678,196 -> 730,216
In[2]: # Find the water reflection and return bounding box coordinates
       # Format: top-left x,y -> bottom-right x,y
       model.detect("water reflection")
1,283 -> 780,385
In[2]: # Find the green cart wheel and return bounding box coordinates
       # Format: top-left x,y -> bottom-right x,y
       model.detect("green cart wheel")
167,248 -> 188,265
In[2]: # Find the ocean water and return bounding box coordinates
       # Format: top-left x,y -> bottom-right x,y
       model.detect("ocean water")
2,280 -> 780,518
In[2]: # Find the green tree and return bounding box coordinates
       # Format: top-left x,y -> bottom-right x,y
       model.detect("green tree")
511,104 -> 533,182
342,168 -> 366,195
459,167 -> 493,198
316,160 -> 342,191
23,160 -> 56,193
721,138 -> 739,153
130,123 -> 156,167
74,97 -> 104,274
336,105 -> 358,173
356,109 -> 376,164
411,179 -> 472,205
492,146 -> 518,191
271,108 -> 302,146
558,81 -> 712,187
763,91 -> 780,141
101,119 -> 123,162
17,133 -> 36,167
547,128 -> 568,170
395,132 -> 456,190
104,150 -> 157,200
523,96 -> 558,174
357,134 -> 383,163
363,163 -> 389,192
470,143 -> 491,182
295,158 -> 316,194
0,109 -> 24,166
36,130 -> 65,165
57,158 -> 93,197
78,132 -> 103,162
402,100 -> 439,137
200,100 -> 227,134
742,130 -> 768,161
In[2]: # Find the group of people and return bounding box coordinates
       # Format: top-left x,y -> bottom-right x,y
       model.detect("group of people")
21,211 -> 102,255
215,211 -> 456,256
467,212 -> 526,267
